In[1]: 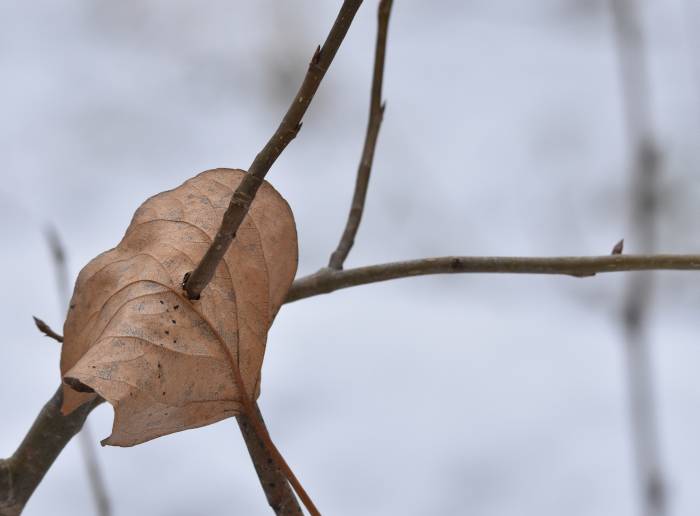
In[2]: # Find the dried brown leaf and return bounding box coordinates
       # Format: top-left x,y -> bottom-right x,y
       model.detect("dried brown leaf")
60,169 -> 297,446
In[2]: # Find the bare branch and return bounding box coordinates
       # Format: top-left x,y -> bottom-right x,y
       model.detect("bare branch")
32,316 -> 63,343
181,3 -> 365,511
183,0 -> 364,300
6,251 -> 700,513
286,254 -> 700,303
328,0 -> 393,269
0,387 -> 103,516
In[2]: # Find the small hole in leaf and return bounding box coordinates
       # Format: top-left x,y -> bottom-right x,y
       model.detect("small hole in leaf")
174,305 -> 179,310
159,300 -> 164,305
172,319 -> 176,324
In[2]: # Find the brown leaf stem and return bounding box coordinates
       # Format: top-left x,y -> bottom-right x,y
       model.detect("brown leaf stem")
183,0 -> 364,300
238,407 -> 303,515
328,0 -> 393,270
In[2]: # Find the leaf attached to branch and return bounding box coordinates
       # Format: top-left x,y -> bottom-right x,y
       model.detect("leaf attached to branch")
60,169 -> 297,446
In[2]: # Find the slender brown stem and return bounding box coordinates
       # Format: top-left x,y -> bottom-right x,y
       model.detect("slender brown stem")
286,254 -> 700,303
610,1 -> 667,514
183,0 -> 364,300
0,387 -> 103,516
329,0 -> 393,270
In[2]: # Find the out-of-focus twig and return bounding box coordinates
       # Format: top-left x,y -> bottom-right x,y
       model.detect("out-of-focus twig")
44,226 -> 112,516
609,1 -> 667,515
329,0 -> 393,269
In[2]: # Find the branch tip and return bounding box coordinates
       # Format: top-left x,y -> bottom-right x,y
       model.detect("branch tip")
32,316 -> 64,343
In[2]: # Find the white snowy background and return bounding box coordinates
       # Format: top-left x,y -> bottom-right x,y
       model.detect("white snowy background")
1,1 -> 699,515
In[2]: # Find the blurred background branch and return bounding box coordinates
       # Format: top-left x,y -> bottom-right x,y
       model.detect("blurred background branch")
44,227 -> 112,516
609,0 -> 667,515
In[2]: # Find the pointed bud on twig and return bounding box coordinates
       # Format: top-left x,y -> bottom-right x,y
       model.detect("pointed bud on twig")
311,45 -> 322,64
33,316 -> 64,343
612,239 -> 624,255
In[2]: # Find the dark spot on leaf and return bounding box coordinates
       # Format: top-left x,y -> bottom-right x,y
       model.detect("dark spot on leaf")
160,300 -> 164,304
174,305 -> 179,310
172,319 -> 176,324
162,391 -> 166,396
165,330 -> 169,335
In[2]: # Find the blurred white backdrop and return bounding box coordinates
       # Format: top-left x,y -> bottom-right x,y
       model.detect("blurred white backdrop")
1,1 -> 699,515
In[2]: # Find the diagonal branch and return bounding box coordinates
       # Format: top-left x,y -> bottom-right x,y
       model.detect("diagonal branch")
183,0 -> 365,300
328,0 -> 393,270
285,254 -> 700,303
0,387 -> 103,516
181,1 -> 365,514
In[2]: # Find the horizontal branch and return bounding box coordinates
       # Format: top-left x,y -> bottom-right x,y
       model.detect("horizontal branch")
285,254 -> 700,303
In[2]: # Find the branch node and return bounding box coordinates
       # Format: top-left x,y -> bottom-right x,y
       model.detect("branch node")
181,272 -> 200,300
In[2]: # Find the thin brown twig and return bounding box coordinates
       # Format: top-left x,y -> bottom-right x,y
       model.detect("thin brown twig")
610,0 -> 667,514
183,0 -> 364,300
32,316 -> 64,343
329,0 -> 393,270
285,254 -> 700,303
